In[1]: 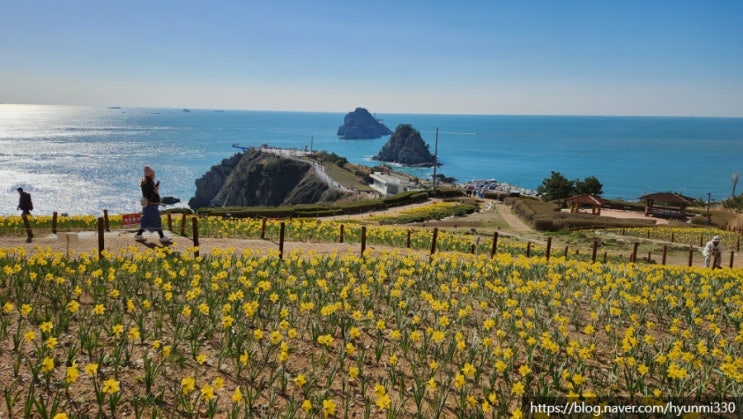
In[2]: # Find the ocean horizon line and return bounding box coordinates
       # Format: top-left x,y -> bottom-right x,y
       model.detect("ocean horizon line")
3,103 -> 742,120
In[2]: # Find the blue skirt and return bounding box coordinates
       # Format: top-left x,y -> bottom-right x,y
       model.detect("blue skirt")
140,204 -> 162,231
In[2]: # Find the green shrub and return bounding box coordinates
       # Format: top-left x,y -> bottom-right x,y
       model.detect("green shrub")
376,202 -> 478,225
429,188 -> 465,199
383,191 -> 429,206
196,191 -> 430,219
295,209 -> 343,218
689,210 -> 736,229
483,191 -> 513,201
508,198 -> 657,231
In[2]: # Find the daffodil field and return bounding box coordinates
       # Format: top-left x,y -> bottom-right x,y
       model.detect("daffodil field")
2,224 -> 743,418
0,215 -> 99,236
1,214 -> 548,261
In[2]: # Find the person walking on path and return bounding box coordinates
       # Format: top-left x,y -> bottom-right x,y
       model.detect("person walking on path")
134,166 -> 172,244
16,187 -> 34,242
703,235 -> 722,268
16,188 -> 33,216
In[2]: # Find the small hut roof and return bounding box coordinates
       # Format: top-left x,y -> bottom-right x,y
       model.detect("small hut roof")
566,194 -> 610,206
639,192 -> 694,205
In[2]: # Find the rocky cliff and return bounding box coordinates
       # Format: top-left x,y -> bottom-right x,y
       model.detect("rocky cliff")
337,107 -> 392,139
372,124 -> 437,167
188,148 -> 345,209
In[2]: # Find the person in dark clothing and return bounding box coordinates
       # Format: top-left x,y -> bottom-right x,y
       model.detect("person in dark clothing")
16,188 -> 33,216
133,166 -> 172,244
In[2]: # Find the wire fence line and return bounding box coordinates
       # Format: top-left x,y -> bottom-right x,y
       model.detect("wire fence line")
1,211 -> 739,269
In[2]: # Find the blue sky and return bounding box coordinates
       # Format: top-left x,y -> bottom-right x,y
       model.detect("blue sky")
1,1 -> 742,116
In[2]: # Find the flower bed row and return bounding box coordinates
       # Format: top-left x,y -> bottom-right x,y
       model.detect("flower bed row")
0,243 -> 741,418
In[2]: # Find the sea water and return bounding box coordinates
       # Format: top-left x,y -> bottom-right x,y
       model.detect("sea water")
1,104 -> 742,216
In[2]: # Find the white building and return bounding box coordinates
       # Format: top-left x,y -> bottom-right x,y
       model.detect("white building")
369,172 -> 414,196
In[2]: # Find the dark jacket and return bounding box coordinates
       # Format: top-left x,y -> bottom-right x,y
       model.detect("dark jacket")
18,192 -> 33,211
141,178 -> 161,204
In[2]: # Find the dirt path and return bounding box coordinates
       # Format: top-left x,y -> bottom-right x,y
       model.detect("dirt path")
0,230 -> 420,259
0,199 -> 527,259
493,200 -> 532,233
2,199 -> 736,269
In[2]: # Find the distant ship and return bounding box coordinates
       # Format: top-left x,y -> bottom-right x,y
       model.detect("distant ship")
182,109 -> 191,112
108,106 -> 121,109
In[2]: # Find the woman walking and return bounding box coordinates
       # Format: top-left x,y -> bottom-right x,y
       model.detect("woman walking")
134,165 -> 172,244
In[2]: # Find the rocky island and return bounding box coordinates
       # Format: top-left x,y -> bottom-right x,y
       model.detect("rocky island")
372,124 -> 438,167
336,107 -> 392,139
188,148 -> 347,209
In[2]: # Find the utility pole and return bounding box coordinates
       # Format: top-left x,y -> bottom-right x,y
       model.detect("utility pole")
733,172 -> 739,198
310,135 -> 314,153
707,192 -> 712,225
432,127 -> 439,193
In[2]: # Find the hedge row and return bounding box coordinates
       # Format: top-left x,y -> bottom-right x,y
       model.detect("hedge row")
195,191 -> 431,219
507,197 -> 656,231
376,202 -> 479,225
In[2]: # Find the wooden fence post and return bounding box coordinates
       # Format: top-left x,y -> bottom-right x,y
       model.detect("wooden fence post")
662,245 -> 667,265
279,222 -> 285,260
52,211 -> 58,234
261,218 -> 267,239
430,228 -> 438,256
361,226 -> 367,257
631,243 -> 639,263
490,232 -> 498,258
103,209 -> 110,232
191,217 -> 199,257
730,251 -> 735,269
97,217 -> 105,258
688,246 -> 693,267
545,237 -> 552,261
591,240 -> 598,263
339,225 -> 344,243
180,213 -> 187,236
526,242 -> 531,257
406,230 -> 411,249
564,246 -> 569,259
167,213 -> 173,231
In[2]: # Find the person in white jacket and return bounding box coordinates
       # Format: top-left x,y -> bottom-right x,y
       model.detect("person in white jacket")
703,236 -> 722,268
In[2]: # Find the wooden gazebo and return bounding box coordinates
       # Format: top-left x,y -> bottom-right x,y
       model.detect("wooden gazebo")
639,192 -> 695,219
566,194 -> 610,215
